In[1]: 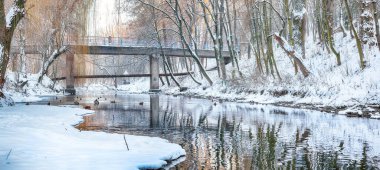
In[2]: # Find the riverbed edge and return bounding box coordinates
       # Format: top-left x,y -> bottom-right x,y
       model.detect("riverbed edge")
157,88 -> 380,120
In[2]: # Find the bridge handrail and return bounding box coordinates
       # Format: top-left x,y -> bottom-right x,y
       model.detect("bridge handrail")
11,36 -> 233,54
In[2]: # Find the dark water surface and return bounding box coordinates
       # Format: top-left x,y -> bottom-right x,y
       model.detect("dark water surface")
46,94 -> 380,169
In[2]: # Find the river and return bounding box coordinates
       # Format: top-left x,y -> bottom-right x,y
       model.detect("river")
45,93 -> 380,169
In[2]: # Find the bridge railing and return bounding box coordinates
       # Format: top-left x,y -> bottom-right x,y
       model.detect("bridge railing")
65,36 -> 221,51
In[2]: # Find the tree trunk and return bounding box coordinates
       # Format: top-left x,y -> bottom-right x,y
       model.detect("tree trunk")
200,1 -> 221,78
161,22 -> 171,85
344,0 -> 365,69
225,0 -> 240,72
18,22 -> 26,75
37,46 -> 69,83
246,0 -> 263,73
360,0 -> 376,47
218,0 -> 227,80
301,11 -> 307,59
340,0 -> 348,37
325,0 -> 342,66
263,1 -> 277,78
274,34 -> 310,78
284,0 -> 294,46
373,0 -> 380,50
232,0 -> 239,61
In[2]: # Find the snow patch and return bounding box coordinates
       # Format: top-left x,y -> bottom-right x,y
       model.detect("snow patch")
370,112 -> 380,119
0,105 -> 185,169
3,72 -> 63,103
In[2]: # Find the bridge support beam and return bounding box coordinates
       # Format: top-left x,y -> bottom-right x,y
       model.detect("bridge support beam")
65,53 -> 76,95
149,54 -> 160,93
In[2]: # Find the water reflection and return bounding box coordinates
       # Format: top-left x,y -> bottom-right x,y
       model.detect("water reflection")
71,94 -> 380,169
150,95 -> 160,128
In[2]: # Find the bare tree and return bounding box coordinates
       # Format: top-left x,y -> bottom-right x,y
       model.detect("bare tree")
36,0 -> 88,83
139,0 -> 214,85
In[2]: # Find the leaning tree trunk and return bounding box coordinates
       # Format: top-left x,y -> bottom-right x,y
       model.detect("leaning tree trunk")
37,46 -> 69,83
274,34 -> 310,78
0,0 -> 26,92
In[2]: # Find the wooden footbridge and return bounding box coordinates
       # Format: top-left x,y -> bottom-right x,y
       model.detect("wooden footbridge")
12,36 -> 231,94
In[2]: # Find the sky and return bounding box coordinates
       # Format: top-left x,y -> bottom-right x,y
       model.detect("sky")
87,0 -> 131,36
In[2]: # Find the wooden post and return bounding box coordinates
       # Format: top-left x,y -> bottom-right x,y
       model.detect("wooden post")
149,54 -> 160,92
65,52 -> 76,95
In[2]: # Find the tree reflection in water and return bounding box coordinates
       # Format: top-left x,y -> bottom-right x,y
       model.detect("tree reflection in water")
73,94 -> 380,169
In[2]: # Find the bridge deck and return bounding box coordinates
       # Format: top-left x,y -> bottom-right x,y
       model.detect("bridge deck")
12,45 -> 230,58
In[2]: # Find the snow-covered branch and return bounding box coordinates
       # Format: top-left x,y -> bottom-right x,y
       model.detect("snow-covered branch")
6,1 -> 25,29
38,46 -> 69,83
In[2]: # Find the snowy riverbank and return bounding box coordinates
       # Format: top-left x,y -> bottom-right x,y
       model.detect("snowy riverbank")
0,105 -> 185,169
73,81 -> 380,119
162,33 -> 380,118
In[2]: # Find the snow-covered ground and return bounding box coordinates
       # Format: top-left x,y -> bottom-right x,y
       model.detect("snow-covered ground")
0,105 -> 185,169
3,72 -> 64,103
76,78 -> 150,94
170,33 -> 379,105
